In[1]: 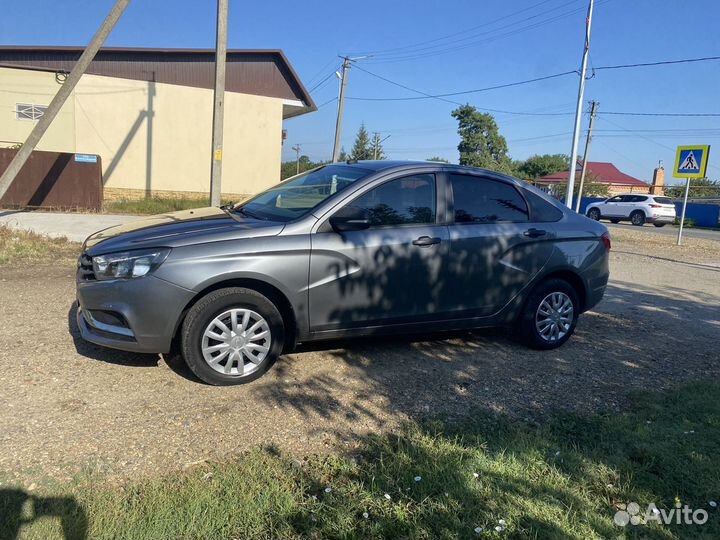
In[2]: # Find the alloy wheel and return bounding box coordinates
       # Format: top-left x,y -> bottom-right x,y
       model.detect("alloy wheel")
535,292 -> 574,343
201,308 -> 271,376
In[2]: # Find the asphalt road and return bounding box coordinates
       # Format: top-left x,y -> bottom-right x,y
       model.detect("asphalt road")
606,222 -> 720,242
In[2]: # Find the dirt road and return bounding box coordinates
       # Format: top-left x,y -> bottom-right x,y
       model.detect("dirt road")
0,229 -> 718,485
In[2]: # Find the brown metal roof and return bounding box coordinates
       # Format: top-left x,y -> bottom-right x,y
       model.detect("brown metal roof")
0,46 -> 316,118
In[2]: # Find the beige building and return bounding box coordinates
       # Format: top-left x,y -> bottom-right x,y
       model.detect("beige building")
0,47 -> 315,199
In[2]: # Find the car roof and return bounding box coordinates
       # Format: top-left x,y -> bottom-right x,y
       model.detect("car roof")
333,159 -> 513,177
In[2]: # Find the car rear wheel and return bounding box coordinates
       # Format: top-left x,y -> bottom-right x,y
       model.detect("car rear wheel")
653,223 -> 666,228
630,211 -> 646,226
181,287 -> 284,385
587,208 -> 601,221
517,279 -> 579,350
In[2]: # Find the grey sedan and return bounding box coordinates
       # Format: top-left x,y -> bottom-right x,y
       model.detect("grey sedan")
76,161 -> 610,385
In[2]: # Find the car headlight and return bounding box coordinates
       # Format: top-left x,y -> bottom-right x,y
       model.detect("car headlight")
92,248 -> 170,280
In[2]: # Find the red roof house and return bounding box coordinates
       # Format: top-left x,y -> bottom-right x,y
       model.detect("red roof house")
535,161 -> 649,194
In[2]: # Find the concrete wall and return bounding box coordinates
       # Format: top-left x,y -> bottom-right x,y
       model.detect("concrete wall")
0,67 -> 284,197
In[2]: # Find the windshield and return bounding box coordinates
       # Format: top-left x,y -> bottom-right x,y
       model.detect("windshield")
234,165 -> 372,222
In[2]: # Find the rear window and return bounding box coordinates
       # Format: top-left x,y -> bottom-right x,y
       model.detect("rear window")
523,190 -> 564,222
653,197 -> 674,204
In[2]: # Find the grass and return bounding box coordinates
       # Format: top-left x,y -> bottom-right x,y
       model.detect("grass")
0,225 -> 79,265
104,196 -> 237,215
2,382 -> 719,540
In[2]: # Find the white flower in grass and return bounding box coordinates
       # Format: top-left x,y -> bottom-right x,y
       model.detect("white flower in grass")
498,519 -> 507,526
555,451 -> 561,457
324,487 -> 332,493
474,526 -> 483,534
384,493 -> 392,500
473,472 -> 479,478
709,501 -> 717,508
414,476 -> 422,482
495,525 -> 504,532
362,512 -> 369,519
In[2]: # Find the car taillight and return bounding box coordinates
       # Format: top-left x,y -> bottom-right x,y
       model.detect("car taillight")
601,232 -> 611,251
649,204 -> 662,208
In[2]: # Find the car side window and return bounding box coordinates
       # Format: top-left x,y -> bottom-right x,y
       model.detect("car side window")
450,174 -> 528,223
607,196 -> 624,203
631,195 -> 648,202
351,174 -> 436,227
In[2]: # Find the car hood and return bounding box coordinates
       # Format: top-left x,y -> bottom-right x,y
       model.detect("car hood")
84,207 -> 285,255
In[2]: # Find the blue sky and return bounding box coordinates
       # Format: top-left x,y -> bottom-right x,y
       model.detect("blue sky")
2,0 -> 719,184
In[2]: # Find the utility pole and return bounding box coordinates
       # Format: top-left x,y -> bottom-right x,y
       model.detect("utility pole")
574,100 -> 598,212
332,57 -> 351,163
565,0 -> 594,210
291,144 -> 302,175
0,0 -> 130,201
209,0 -> 228,207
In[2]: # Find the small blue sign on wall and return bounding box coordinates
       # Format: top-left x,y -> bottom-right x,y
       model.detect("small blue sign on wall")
74,154 -> 98,163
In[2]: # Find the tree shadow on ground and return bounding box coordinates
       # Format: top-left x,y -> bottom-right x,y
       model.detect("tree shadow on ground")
0,490 -> 87,540
253,277 -> 720,437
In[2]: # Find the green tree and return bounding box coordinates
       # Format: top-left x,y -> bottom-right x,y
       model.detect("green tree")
280,155 -> 323,180
513,154 -> 570,180
665,177 -> 720,199
338,147 -> 349,162
370,132 -> 387,160
426,156 -> 449,163
451,105 -> 511,173
350,124 -> 373,160
554,172 -> 610,199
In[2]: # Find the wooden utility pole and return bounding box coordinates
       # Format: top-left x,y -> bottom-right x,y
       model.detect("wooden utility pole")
565,0 -> 594,209
291,144 -> 302,175
575,100 -> 598,212
209,0 -> 228,207
331,57 -> 350,163
0,0 -> 131,201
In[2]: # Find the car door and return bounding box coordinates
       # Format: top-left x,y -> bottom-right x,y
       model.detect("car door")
308,173 -> 449,333
439,174 -> 556,317
602,195 -> 625,217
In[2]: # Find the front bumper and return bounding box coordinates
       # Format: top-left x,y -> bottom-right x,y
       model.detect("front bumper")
76,274 -> 195,353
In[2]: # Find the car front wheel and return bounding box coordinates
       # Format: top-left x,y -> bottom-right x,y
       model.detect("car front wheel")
517,279 -> 579,350
587,208 -> 601,221
181,287 -> 284,385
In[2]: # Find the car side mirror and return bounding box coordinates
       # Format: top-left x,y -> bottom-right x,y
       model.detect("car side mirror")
329,206 -> 371,232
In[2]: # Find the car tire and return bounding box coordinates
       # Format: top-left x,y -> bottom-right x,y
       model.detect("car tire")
653,223 -> 666,228
630,211 -> 646,226
587,208 -> 601,221
610,219 -> 620,224
181,287 -> 284,385
517,278 -> 579,350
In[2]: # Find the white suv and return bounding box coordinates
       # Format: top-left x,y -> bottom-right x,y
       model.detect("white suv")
586,194 -> 677,227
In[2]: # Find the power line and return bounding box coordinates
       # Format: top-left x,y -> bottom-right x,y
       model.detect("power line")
350,0 -> 560,57
308,69 -> 338,94
600,110 -> 720,118
316,97 -> 337,109
363,1 -> 610,64
594,55 -> 720,71
349,69 -> 578,102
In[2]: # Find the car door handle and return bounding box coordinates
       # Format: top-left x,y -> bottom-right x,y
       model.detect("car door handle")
523,228 -> 547,238
412,236 -> 441,247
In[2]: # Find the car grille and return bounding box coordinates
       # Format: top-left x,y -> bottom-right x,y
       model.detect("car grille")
78,253 -> 96,281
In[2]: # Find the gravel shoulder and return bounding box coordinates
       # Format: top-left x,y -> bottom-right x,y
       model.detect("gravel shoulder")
0,228 -> 718,485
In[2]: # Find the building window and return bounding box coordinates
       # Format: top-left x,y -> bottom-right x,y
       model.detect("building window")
15,103 -> 48,121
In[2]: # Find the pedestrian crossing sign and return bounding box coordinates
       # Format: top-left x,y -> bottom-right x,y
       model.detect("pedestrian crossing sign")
673,145 -> 710,178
